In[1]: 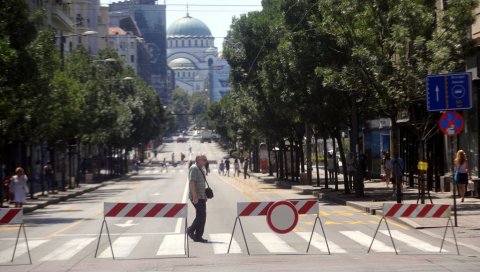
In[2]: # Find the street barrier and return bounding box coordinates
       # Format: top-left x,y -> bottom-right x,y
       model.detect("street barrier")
369,203 -> 459,255
0,208 -> 31,264
228,200 -> 329,255
95,202 -> 189,259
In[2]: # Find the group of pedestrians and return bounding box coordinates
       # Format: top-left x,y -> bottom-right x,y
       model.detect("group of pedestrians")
218,158 -> 250,179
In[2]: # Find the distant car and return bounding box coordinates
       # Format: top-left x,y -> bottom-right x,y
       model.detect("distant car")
212,133 -> 221,141
162,136 -> 174,143
176,136 -> 188,143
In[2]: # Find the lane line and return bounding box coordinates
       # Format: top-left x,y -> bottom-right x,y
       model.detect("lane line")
379,230 -> 447,252
253,232 -> 296,253
340,230 -> 396,252
156,234 -> 186,255
296,232 -> 346,253
0,240 -> 48,263
175,176 -> 190,234
98,236 -> 142,258
209,233 -> 242,254
40,238 -> 95,261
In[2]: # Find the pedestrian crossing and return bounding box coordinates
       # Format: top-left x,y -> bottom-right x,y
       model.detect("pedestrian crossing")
0,229 -> 453,262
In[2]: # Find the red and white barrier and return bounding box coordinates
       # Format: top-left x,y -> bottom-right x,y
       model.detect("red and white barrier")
383,204 -> 450,218
237,200 -> 318,217
104,203 -> 187,218
0,208 -> 31,264
369,203 -> 458,255
96,202 -> 189,259
0,208 -> 23,225
230,200 -> 329,255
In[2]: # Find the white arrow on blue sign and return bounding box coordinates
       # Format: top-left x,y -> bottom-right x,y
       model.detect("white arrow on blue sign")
426,72 -> 472,112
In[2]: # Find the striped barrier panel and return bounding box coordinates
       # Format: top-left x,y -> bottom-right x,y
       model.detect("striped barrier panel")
237,200 -> 318,217
0,208 -> 23,225
96,202 -> 189,259
383,204 -> 450,218
229,200 -> 329,255
104,203 -> 187,218
369,203 -> 458,255
0,208 -> 31,264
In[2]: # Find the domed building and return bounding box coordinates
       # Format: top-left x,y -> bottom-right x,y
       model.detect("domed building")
167,13 -> 219,94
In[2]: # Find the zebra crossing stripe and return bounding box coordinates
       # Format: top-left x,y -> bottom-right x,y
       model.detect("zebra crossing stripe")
0,240 -> 48,263
98,236 -> 142,258
209,233 -> 242,254
296,232 -> 346,253
379,230 -> 447,252
156,234 -> 185,255
341,231 -> 396,253
253,232 -> 296,253
40,238 -> 96,261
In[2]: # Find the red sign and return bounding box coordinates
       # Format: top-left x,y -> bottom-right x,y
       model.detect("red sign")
266,201 -> 298,234
439,111 -> 464,136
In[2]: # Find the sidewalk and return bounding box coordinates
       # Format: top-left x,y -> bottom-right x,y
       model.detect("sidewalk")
247,170 -> 480,242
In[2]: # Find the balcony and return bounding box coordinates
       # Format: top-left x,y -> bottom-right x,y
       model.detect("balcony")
51,1 -> 74,32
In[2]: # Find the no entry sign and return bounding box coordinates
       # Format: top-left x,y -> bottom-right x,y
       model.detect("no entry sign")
266,201 -> 298,234
439,111 -> 464,136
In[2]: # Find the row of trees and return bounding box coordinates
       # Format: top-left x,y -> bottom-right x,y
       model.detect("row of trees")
1,1 -> 164,185
166,88 -> 209,134
209,0 -> 478,196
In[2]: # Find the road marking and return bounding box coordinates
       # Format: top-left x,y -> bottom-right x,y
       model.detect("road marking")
325,220 -> 341,225
175,177 -> 190,234
340,231 -> 396,252
40,238 -> 95,261
54,232 -> 176,237
209,233 -> 242,254
345,220 -> 367,225
380,230 -> 447,252
420,229 -> 480,253
115,220 -> 138,228
319,211 -> 330,217
253,232 -> 296,253
296,232 -> 346,253
156,234 -> 185,255
98,236 -> 142,258
0,240 -> 48,263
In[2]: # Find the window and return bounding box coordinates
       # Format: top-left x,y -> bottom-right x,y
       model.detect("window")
182,71 -> 185,77
201,40 -> 203,47
130,42 -> 134,49
188,40 -> 191,47
195,40 -> 197,47
175,40 -> 178,47
181,40 -> 184,47
130,55 -> 135,63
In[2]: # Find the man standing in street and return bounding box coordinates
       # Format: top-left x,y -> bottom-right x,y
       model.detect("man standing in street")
187,154 -> 208,243
391,152 -> 404,203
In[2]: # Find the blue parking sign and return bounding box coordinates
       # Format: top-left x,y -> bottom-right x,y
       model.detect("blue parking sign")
426,72 -> 472,111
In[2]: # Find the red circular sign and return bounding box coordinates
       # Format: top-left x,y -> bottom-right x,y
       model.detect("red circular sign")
266,201 -> 299,234
439,111 -> 464,136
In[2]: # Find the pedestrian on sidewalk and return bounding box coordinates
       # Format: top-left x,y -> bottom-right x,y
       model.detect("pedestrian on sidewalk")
391,153 -> 404,202
454,150 -> 470,202
383,152 -> 392,188
219,160 -> 225,175
345,152 -> 356,191
187,154 -> 209,243
10,167 -> 28,208
243,158 -> 251,179
327,153 -> 335,184
44,161 -> 55,193
234,159 -> 240,177
225,158 -> 230,177
205,160 -> 210,176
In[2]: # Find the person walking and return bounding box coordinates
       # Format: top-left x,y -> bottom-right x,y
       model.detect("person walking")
187,155 -> 209,243
44,161 -> 55,193
326,153 -> 335,183
234,159 -> 240,177
10,167 -> 29,208
383,152 -> 392,188
454,150 -> 470,202
205,160 -> 210,176
243,158 -> 251,179
345,152 -> 356,191
224,158 -> 230,177
390,152 -> 404,202
219,160 -> 225,175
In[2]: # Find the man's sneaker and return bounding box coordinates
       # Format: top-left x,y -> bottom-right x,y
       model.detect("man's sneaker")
194,237 -> 208,243
187,227 -> 195,241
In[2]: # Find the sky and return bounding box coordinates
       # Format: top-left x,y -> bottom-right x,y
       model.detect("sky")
100,0 -> 263,52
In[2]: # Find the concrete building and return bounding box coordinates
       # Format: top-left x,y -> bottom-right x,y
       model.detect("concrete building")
107,26 -> 139,73
109,0 -> 169,103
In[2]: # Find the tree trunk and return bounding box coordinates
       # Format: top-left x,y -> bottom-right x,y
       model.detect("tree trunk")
290,139 -> 295,183
279,140 -> 285,179
323,135 -> 329,189
351,97 -> 364,197
305,124 -> 313,185
314,134 -> 320,187
334,130 -> 350,194
332,135 -> 338,191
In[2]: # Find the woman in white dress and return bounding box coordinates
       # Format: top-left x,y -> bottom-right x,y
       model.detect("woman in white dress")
10,167 -> 28,207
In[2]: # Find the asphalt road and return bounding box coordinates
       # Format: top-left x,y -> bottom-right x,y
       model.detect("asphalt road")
1,140 -> 479,271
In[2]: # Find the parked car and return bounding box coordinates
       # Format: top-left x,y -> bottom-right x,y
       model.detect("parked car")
162,136 -> 174,143
176,136 -> 188,143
